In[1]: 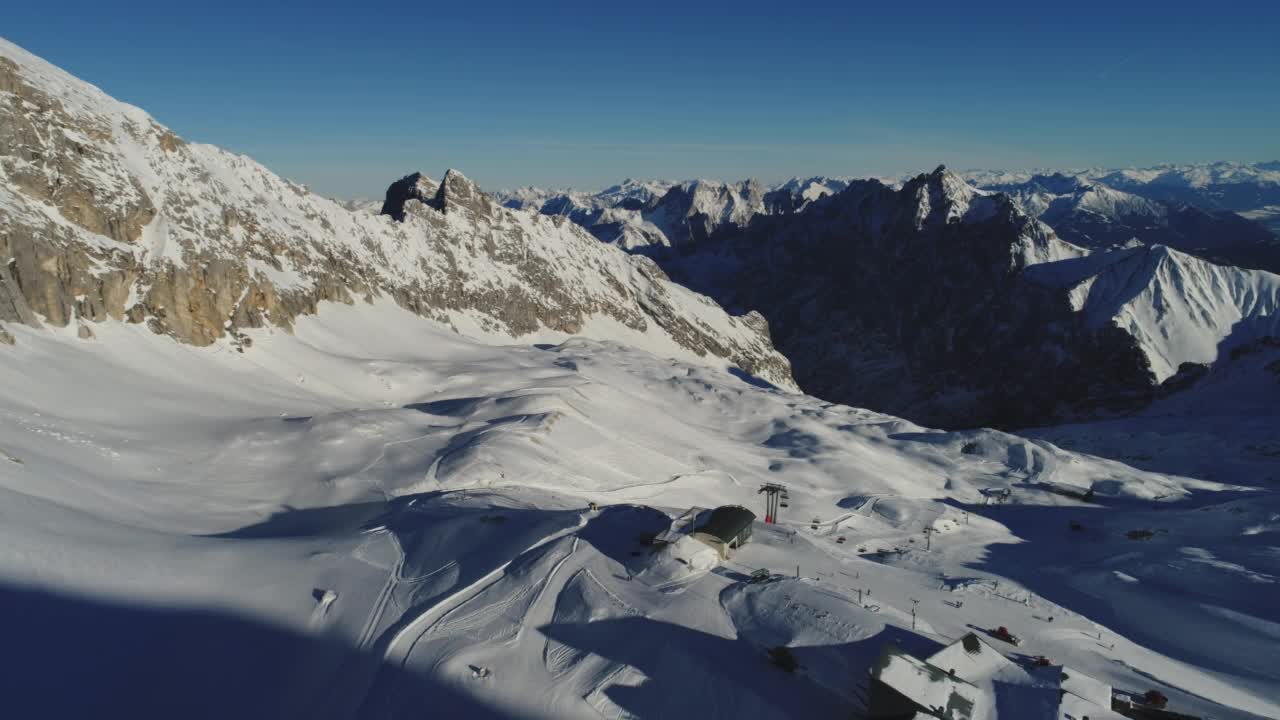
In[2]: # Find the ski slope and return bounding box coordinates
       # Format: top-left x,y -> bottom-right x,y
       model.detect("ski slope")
0,300 -> 1275,719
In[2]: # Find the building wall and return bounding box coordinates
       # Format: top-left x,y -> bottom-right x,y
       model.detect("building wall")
691,532 -> 730,559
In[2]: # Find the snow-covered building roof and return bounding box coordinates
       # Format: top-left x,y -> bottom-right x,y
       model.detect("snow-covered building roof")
870,645 -> 985,720
875,635 -> 1121,720
927,633 -> 1024,685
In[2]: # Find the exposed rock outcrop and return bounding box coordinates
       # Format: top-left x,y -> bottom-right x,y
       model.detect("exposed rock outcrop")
379,173 -> 439,222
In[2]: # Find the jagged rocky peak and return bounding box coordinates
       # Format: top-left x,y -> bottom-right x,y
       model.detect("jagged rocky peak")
433,168 -> 494,216
900,164 -> 1005,228
381,169 -> 497,221
379,172 -> 439,221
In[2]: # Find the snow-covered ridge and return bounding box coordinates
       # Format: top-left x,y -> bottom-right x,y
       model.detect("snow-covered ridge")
1032,245 -> 1280,381
981,171 -> 1280,273
495,175 -> 856,248
507,161 -> 1280,256
960,161 -> 1280,192
0,37 -> 794,388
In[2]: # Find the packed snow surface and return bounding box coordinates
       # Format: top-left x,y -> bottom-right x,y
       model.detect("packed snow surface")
0,301 -> 1275,719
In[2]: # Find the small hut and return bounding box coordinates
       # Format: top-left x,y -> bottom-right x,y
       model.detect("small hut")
691,505 -> 756,559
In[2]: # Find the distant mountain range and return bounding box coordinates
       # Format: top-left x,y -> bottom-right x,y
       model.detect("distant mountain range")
981,171 -> 1280,272
497,162 -> 1280,271
502,166 -> 1280,428
495,176 -> 859,249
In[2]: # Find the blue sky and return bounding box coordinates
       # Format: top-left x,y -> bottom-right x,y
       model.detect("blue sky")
5,1 -> 1278,197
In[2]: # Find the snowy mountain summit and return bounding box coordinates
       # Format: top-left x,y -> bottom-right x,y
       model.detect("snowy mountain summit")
0,38 -> 792,387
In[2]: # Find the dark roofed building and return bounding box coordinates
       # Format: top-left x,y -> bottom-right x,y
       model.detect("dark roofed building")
692,505 -> 756,559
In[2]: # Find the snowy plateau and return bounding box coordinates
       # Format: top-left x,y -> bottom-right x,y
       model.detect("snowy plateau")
0,37 -> 1279,720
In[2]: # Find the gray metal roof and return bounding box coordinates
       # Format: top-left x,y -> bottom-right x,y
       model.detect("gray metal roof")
696,505 -> 756,543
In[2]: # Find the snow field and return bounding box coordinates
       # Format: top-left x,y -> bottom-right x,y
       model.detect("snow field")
0,300 -> 1275,718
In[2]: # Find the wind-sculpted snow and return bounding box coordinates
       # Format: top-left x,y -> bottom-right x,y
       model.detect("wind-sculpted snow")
0,37 -> 793,389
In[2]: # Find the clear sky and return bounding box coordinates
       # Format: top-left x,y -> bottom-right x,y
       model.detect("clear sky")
5,1 -> 1278,197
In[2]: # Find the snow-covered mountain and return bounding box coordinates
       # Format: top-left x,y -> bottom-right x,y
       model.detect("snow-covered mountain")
985,173 -> 1280,272
494,180 -> 677,249
1029,244 -> 1280,381
961,161 -> 1280,207
959,162 -> 1280,234
496,176 -> 853,249
0,39 -> 792,388
1087,161 -> 1280,211
509,164 -> 1279,427
640,166 -> 1280,429
504,163 -> 1280,275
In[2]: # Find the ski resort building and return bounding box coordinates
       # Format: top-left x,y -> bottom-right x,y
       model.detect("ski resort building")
868,633 -> 1124,719
869,644 -> 984,720
691,505 -> 756,559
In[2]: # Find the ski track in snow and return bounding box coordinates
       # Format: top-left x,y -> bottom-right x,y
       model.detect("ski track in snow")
382,517 -> 589,673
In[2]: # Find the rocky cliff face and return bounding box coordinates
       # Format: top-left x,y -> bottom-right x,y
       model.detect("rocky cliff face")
0,38 -> 794,389
642,167 -> 1280,429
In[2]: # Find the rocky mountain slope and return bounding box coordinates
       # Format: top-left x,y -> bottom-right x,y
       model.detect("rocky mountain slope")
640,167 -> 1280,429
0,38 -> 793,388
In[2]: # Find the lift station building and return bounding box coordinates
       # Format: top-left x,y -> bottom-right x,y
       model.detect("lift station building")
692,505 -> 756,559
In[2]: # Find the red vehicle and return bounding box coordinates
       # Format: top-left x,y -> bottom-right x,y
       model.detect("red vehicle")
991,626 -> 1021,645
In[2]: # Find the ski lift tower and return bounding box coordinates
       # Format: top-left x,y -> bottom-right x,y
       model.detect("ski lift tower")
758,483 -> 788,524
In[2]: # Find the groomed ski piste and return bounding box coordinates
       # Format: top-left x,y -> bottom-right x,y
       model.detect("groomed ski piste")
0,300 -> 1276,719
